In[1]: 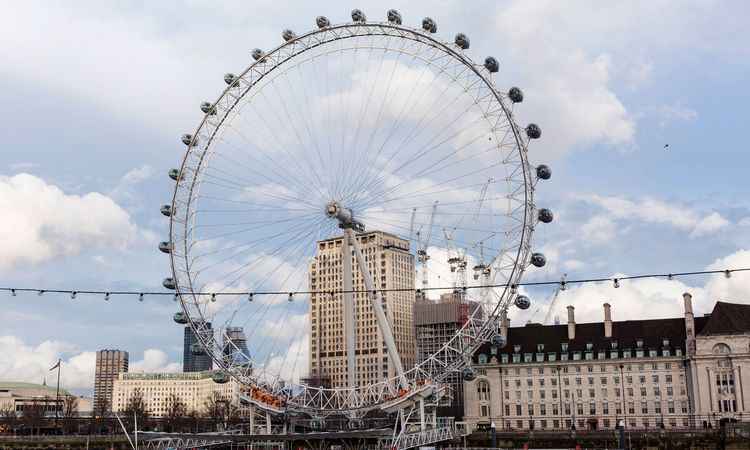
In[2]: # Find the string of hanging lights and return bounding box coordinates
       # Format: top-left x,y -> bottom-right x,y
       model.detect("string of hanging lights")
1,267 -> 747,301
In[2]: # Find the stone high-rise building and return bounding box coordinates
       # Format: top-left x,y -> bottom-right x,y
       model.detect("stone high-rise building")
94,349 -> 129,413
184,322 -> 213,372
309,231 -> 415,388
463,295 -> 750,432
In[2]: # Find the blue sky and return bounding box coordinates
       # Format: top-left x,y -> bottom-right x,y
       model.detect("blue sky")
1,0 -> 749,394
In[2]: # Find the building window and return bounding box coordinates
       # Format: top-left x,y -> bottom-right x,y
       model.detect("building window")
662,349 -> 671,357
524,353 -> 533,363
573,352 -> 582,361
477,380 -> 490,401
636,340 -> 643,348
505,404 -> 510,416
649,350 -> 657,357
561,343 -> 568,352
548,352 -> 557,362
540,404 -> 546,416
623,350 -> 632,358
537,344 -> 545,352
516,404 -> 522,416
501,354 -> 509,364
480,404 -> 489,417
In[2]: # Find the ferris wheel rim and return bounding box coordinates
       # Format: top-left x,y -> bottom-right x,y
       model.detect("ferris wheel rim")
168,18 -> 536,413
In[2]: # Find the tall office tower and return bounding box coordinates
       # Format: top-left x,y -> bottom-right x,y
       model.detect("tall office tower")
415,293 -> 480,418
93,349 -> 129,413
184,322 -> 213,372
309,231 -> 416,389
222,326 -> 252,367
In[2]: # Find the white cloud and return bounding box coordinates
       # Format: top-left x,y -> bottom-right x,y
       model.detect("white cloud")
120,165 -> 154,185
657,103 -> 698,128
581,194 -> 730,238
0,336 -> 181,391
580,215 -> 617,245
0,173 -> 137,270
129,349 -> 181,374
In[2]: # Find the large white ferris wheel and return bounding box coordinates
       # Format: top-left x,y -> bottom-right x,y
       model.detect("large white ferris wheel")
161,9 -> 552,416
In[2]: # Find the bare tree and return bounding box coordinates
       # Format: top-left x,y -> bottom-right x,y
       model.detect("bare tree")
123,388 -> 149,431
202,392 -> 239,432
0,405 -> 20,435
164,393 -> 188,432
21,398 -> 46,436
61,395 -> 79,435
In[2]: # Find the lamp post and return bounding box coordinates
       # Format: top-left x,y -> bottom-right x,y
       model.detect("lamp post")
490,420 -> 496,448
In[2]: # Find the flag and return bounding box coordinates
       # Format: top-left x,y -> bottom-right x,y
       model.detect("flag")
49,359 -> 61,371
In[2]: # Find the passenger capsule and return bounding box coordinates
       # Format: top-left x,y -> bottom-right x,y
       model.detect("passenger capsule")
181,134 -> 195,146
484,57 -> 499,73
316,16 -> 330,28
387,9 -> 402,25
422,17 -> 437,33
530,252 -> 546,268
537,208 -> 554,223
173,311 -> 188,325
462,367 -> 476,381
158,241 -> 173,254
212,371 -> 230,384
455,33 -> 470,50
224,73 -> 239,87
160,205 -> 172,217
200,102 -> 216,115
508,87 -> 524,103
251,48 -> 265,61
168,169 -> 181,181
190,343 -> 205,355
163,277 -> 176,290
526,123 -> 542,139
515,295 -> 531,310
282,29 -> 296,42
491,334 -> 507,348
536,164 -> 552,180
351,9 -> 366,22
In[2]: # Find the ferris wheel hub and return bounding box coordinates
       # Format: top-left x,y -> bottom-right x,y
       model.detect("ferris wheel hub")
326,201 -> 365,232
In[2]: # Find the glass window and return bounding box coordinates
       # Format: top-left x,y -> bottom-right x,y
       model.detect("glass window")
478,354 -> 488,364
573,352 -> 582,360
501,354 -> 509,364
524,353 -> 533,362
649,350 -> 658,357
561,343 -> 568,352
537,343 -> 545,351
548,352 -> 557,362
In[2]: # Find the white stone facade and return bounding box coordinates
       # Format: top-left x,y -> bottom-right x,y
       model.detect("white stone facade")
463,296 -> 750,432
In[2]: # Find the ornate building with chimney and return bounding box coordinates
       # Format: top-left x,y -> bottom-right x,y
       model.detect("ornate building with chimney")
462,294 -> 750,432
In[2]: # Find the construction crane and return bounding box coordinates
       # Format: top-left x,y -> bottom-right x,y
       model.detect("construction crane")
542,274 -> 566,325
443,228 -> 467,295
416,201 -> 438,299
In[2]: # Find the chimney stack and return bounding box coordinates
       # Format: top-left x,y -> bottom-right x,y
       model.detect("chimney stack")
683,292 -> 696,356
500,310 -> 509,339
603,303 -> 613,338
567,305 -> 576,340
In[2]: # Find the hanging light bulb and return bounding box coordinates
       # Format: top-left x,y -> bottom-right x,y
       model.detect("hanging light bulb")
560,280 -> 567,291
724,270 -> 731,279
248,293 -> 254,302
667,274 -> 674,281
104,292 -> 110,301
613,278 -> 620,288
11,289 -> 16,296
71,291 -> 77,300
211,293 -> 217,302
288,292 -> 294,302
38,290 -> 44,296
510,284 -> 518,295
138,293 -> 144,302
173,294 -> 179,302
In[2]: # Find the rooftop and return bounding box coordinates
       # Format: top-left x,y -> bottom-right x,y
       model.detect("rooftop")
0,382 -> 71,397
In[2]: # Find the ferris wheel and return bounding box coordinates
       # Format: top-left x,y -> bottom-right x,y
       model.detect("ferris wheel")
161,9 -> 552,416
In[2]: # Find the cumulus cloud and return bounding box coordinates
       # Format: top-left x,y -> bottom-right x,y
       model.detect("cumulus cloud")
515,248 -> 750,326
0,336 -> 181,391
580,215 -> 617,245
581,194 -> 730,238
0,174 -> 137,270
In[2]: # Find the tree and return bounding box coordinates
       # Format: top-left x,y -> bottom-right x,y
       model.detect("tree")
202,392 -> 239,432
21,398 -> 46,436
164,393 -> 188,432
0,405 -> 20,435
61,395 -> 79,435
123,388 -> 149,431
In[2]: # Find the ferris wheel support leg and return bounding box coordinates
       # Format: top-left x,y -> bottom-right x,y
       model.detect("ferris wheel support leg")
342,232 -> 357,389
345,229 -> 408,389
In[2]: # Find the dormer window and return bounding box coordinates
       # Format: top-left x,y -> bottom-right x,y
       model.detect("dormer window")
561,343 -> 569,352
636,340 -> 644,348
611,341 -> 618,349
537,344 -> 545,352
586,343 -> 593,351
662,339 -> 670,347
514,345 -> 521,353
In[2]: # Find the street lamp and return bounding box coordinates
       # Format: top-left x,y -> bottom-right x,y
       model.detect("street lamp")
490,421 -> 497,448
